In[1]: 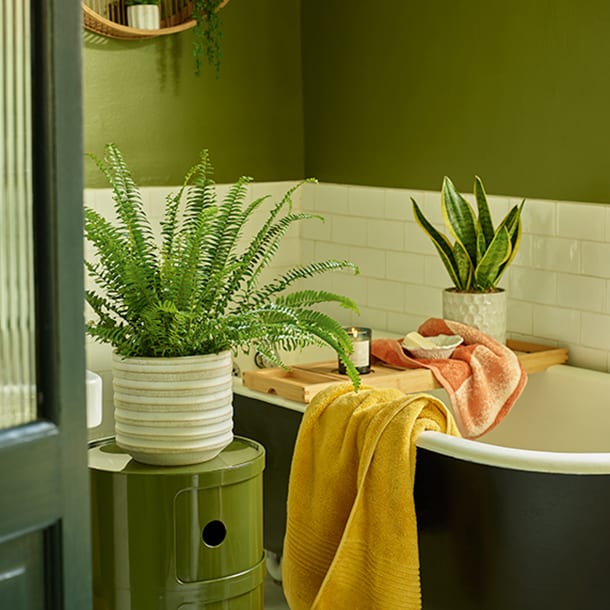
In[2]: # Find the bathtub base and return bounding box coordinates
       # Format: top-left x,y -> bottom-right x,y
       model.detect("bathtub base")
416,448 -> 610,610
234,370 -> 610,609
233,393 -> 302,558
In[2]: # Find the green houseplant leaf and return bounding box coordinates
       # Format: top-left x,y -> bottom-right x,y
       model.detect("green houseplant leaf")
453,240 -> 472,290
474,175 -> 495,247
474,225 -> 510,290
412,176 -> 525,292
441,177 -> 479,268
495,200 -> 525,284
192,0 -> 224,77
85,143 -> 363,389
411,198 -> 463,289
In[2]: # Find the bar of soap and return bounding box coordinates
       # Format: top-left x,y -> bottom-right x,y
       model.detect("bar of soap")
403,331 -> 437,350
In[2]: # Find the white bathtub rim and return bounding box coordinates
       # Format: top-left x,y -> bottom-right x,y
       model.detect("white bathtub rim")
237,377 -> 610,475
416,430 -> 610,475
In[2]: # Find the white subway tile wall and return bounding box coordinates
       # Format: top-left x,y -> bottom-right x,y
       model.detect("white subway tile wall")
85,180 -> 610,434
300,182 -> 610,374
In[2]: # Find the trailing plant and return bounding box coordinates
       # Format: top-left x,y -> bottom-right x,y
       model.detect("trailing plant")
84,143 -> 362,388
412,176 -> 525,292
192,0 -> 223,77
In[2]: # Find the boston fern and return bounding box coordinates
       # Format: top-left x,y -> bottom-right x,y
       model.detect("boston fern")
84,144 -> 362,387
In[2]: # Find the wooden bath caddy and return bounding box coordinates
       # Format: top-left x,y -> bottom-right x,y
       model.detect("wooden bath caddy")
241,340 -> 569,404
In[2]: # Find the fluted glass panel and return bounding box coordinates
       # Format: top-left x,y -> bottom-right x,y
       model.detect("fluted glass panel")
0,0 -> 36,429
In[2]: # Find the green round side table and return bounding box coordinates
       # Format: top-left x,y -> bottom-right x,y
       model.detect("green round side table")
89,436 -> 265,610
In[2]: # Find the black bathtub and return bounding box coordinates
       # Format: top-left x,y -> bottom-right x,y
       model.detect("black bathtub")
234,363 -> 610,609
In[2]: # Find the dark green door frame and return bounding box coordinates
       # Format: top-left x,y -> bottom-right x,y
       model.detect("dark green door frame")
0,1 -> 90,608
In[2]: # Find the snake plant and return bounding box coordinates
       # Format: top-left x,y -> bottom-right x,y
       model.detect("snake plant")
84,143 -> 362,388
412,176 -> 524,292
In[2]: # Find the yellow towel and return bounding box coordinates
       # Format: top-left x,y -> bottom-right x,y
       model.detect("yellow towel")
282,382 -> 460,610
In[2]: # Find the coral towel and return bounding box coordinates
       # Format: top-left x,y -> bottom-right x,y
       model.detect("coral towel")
282,383 -> 459,610
371,318 -> 527,438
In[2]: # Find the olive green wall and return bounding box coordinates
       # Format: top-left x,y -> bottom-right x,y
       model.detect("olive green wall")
85,1 -> 610,202
302,0 -> 610,203
83,0 -> 303,187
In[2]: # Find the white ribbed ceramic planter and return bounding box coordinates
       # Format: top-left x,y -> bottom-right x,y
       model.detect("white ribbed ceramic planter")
112,350 -> 234,466
442,288 -> 507,344
126,5 -> 160,30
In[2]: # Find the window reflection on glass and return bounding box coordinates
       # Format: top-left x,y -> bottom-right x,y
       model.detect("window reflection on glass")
0,1 -> 37,429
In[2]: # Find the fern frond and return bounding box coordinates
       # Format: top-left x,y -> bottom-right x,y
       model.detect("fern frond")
202,175 -> 253,276
243,260 -> 359,308
85,261 -> 125,308
276,177 -> 317,212
86,322 -> 132,353
160,181 -> 192,264
246,305 -> 360,389
183,149 -> 216,231
138,300 -> 194,357
243,212 -> 324,291
195,260 -> 242,318
275,289 -> 359,313
240,194 -> 272,224
84,208 -> 143,307
164,205 -> 218,309
100,144 -> 158,271
289,309 -> 360,390
85,289 -> 124,326
234,180 -> 316,287
121,259 -> 161,316
219,211 -> 321,310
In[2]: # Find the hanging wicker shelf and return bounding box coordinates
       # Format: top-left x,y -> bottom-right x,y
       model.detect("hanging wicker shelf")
82,0 -> 229,40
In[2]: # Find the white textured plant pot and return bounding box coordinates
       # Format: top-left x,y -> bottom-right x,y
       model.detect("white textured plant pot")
112,350 -> 234,466
126,5 -> 160,30
442,288 -> 507,344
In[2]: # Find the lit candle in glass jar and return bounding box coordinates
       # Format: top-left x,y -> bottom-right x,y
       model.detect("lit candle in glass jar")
338,326 -> 372,375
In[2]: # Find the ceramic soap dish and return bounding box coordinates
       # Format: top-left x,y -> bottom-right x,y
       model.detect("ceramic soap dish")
403,331 -> 463,360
